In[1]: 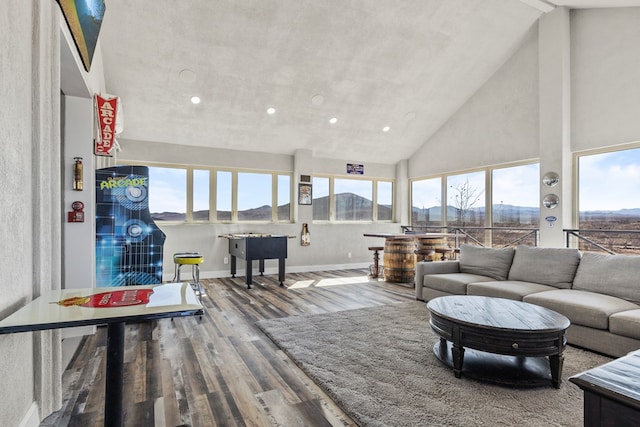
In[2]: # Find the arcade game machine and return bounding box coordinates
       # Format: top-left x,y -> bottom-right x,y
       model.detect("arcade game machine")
95,165 -> 165,287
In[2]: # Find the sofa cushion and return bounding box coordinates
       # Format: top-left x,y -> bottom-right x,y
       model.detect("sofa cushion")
467,280 -> 557,301
507,246 -> 580,289
523,289 -> 639,330
422,273 -> 494,296
609,309 -> 640,340
572,252 -> 640,304
459,245 -> 515,281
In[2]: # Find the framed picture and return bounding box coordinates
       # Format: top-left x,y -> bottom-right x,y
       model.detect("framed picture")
298,184 -> 312,205
56,0 -> 106,72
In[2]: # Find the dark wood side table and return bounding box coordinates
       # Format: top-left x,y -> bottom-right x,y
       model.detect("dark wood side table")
427,295 -> 570,388
570,350 -> 640,427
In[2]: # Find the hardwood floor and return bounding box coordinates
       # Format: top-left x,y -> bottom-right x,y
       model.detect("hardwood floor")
41,269 -> 414,427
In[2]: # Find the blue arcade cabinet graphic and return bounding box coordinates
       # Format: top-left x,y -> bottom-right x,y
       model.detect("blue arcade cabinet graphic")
96,166 -> 165,287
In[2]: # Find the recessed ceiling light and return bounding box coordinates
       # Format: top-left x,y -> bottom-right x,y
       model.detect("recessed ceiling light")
329,117 -> 338,124
267,107 -> 276,115
382,126 -> 391,132
190,96 -> 201,104
312,94 -> 324,106
179,69 -> 196,83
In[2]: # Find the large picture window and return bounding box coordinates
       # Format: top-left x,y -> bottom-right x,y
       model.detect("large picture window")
577,146 -> 640,254
447,171 -> 485,228
131,163 -> 393,224
411,177 -> 442,227
492,164 -> 539,227
334,178 -> 372,221
238,172 -> 272,221
410,162 -> 540,246
148,166 -> 186,221
313,176 -> 392,222
143,165 -> 291,223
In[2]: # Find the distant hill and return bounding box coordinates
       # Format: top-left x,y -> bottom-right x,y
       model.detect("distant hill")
153,196 -> 640,223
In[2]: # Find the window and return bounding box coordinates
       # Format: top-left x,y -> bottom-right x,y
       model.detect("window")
377,181 -> 393,221
577,146 -> 640,254
193,169 -> 210,221
411,177 -> 442,227
446,171 -> 485,228
492,164 -> 539,227
130,162 -> 391,223
334,178 -> 372,221
216,171 -> 232,221
138,164 -> 291,223
277,175 -> 291,221
238,172 -> 272,221
312,177 -> 330,221
148,166 -> 186,221
313,176 -> 393,222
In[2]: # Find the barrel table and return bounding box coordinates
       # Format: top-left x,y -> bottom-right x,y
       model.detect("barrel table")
382,238 -> 417,283
363,233 -> 457,283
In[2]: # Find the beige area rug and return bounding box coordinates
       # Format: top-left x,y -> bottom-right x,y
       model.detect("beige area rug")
256,301 -> 612,427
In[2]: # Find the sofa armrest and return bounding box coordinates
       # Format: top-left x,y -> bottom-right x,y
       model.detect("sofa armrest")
415,261 -> 461,300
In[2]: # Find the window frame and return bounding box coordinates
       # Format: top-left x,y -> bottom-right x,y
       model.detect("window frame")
312,174 -> 395,223
410,160 -> 540,229
119,161 -> 293,224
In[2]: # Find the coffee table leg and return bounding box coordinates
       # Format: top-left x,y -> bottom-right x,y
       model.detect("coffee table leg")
451,343 -> 465,378
550,354 -> 564,389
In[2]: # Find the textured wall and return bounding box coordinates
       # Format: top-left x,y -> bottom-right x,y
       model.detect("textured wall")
0,2 -> 38,425
408,25 -> 540,178
0,1 -> 62,425
572,8 -> 640,151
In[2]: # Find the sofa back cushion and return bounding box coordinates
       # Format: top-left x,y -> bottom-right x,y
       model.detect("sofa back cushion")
508,246 -> 581,289
459,244 -> 515,281
572,252 -> 640,304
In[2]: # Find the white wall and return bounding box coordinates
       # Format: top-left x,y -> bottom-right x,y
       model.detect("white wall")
408,25 -> 540,178
0,1 -> 63,426
571,8 -> 640,152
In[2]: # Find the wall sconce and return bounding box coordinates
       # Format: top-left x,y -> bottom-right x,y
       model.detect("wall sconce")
542,172 -> 559,187
542,194 -> 559,209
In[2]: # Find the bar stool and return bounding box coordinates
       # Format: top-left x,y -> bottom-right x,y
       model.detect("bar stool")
434,247 -> 453,261
172,252 -> 205,303
368,246 -> 384,278
415,248 -> 435,262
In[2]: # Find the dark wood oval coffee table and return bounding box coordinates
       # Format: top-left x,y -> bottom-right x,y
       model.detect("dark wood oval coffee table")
427,295 -> 570,388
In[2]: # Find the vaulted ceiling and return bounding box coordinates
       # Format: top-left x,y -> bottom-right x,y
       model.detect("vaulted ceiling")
97,0 -> 640,164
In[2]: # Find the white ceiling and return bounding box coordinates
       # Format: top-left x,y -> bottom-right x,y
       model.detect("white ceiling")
97,0 -> 640,164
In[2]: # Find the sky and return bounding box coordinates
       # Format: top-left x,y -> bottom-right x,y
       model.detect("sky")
146,147 -> 640,214
579,148 -> 640,211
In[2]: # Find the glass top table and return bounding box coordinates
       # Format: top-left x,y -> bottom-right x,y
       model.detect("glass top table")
0,283 -> 203,427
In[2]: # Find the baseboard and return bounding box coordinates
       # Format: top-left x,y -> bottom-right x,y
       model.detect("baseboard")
203,263 -> 371,279
164,263 -> 370,282
17,402 -> 39,427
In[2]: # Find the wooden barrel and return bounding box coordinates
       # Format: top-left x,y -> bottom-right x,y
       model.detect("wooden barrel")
383,238 -> 416,283
416,237 -> 447,262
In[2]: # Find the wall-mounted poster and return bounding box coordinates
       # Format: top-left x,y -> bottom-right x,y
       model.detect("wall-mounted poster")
298,184 -> 312,205
56,0 -> 106,72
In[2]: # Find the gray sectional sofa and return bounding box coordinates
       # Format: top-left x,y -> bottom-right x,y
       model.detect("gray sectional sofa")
415,244 -> 640,357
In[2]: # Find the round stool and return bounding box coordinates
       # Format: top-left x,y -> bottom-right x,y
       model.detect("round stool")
434,247 -> 453,261
414,248 -> 435,262
368,246 -> 384,278
172,252 -> 205,301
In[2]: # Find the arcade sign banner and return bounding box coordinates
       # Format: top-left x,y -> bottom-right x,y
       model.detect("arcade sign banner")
95,94 -> 118,156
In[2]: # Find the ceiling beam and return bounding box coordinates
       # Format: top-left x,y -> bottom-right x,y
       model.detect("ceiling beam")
518,0 -> 556,12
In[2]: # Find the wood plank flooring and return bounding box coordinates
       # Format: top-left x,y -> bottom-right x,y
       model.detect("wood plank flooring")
41,269 -> 414,427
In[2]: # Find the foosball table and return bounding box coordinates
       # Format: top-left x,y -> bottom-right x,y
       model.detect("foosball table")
219,234 -> 291,289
